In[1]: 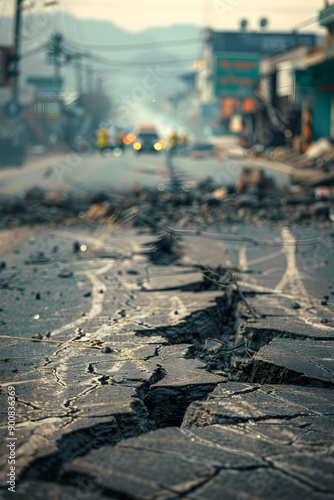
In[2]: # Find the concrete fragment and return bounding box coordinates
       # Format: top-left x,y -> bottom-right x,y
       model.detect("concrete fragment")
238,339 -> 334,387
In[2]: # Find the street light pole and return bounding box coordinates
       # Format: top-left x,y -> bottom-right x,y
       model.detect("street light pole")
13,0 -> 24,99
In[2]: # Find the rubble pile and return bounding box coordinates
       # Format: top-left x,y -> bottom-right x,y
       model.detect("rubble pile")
0,175 -> 333,231
268,138 -> 334,188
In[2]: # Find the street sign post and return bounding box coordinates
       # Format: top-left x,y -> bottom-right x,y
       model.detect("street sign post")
3,98 -> 23,119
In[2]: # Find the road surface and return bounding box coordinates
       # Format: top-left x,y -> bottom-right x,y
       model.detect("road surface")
0,221 -> 333,499
0,149 -> 291,196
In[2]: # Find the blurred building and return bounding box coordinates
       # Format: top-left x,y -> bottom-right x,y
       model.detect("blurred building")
24,76 -> 64,149
195,28 -> 321,141
254,44 -> 316,148
295,2 -> 334,145
0,46 -> 28,165
165,71 -> 201,136
253,3 -> 334,149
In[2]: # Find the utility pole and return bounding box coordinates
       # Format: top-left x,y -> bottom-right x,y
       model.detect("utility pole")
47,33 -> 64,81
86,65 -> 93,92
75,59 -> 83,94
13,0 -> 24,99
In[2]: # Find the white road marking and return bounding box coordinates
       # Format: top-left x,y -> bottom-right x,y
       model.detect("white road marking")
247,249 -> 283,267
51,262 -> 112,337
275,227 -> 312,309
169,296 -> 188,321
237,280 -> 295,298
238,246 -> 248,271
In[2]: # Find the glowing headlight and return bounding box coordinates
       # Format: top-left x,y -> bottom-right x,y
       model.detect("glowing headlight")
154,142 -> 162,151
133,142 -> 142,150
127,133 -> 136,142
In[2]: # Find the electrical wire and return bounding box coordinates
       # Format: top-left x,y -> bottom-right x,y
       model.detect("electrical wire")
292,15 -> 320,31
64,37 -> 202,52
21,43 -> 48,58
89,54 -> 198,68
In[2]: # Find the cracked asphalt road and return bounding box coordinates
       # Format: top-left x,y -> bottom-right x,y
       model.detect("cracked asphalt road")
0,219 -> 334,499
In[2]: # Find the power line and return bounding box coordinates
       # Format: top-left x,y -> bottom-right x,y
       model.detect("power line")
21,43 -> 48,58
89,55 -> 198,68
64,37 -> 202,52
292,15 -> 320,31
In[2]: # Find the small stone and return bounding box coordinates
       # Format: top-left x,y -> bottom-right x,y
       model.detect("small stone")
52,245 -> 59,253
292,302 -> 301,309
0,261 -> 6,270
83,291 -> 91,297
101,346 -> 113,353
35,292 -> 41,300
321,299 -> 328,306
72,241 -> 80,252
323,295 -> 329,300
58,268 -> 73,278
45,331 -> 51,338
99,289 -> 104,293
31,333 -> 43,341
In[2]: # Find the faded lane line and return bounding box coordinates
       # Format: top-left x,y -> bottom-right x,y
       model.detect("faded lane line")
169,296 -> 188,321
304,317 -> 334,332
51,261 -> 113,337
238,246 -> 248,272
247,249 -> 283,267
275,227 -> 312,309
262,267 -> 282,275
237,280 -> 295,298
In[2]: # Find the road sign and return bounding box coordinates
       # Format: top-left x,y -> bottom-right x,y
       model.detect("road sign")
214,53 -> 260,98
3,98 -> 23,119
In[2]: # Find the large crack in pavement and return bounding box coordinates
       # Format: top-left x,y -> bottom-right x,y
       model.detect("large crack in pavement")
1,224 -> 334,499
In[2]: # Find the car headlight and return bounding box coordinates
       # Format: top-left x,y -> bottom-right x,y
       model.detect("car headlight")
133,142 -> 142,150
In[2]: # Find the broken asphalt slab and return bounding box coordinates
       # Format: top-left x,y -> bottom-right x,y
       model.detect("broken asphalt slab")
0,223 -> 334,499
238,338 -> 334,387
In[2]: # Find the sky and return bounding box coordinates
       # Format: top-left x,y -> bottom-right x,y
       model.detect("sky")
59,0 -> 325,33
0,0 -> 327,35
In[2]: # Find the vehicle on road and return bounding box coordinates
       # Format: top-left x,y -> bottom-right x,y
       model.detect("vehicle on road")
133,125 -> 163,154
